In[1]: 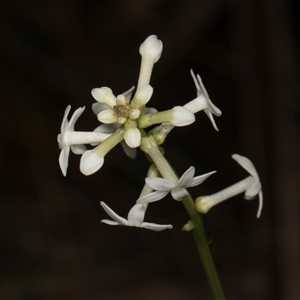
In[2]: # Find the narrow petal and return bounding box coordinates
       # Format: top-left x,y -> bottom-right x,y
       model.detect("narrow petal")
122,86 -> 135,101
177,167 -> 195,187
80,149 -> 104,176
137,191 -> 169,204
61,105 -> 71,133
124,128 -> 141,148
59,146 -> 70,176
170,187 -> 189,201
187,170 -> 216,187
140,222 -> 173,231
127,203 -> 147,226
205,111 -> 219,131
100,202 -> 128,226
190,70 -> 201,92
232,154 -> 258,177
145,177 -> 175,191
101,219 -> 122,226
256,191 -> 263,218
68,106 -> 85,131
196,73 -> 210,99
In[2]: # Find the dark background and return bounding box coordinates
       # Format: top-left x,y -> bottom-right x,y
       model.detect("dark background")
1,1 -> 300,299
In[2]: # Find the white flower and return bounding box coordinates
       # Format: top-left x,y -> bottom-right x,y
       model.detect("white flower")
184,70 -> 222,131
58,106 -> 86,176
137,35 -> 163,90
100,202 -> 172,231
195,154 -> 263,218
57,105 -> 111,176
137,167 -> 216,203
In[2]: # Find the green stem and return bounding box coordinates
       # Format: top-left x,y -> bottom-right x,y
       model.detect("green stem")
142,136 -> 225,299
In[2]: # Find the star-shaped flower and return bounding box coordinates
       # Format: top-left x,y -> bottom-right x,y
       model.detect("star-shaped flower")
137,167 -> 216,203
196,154 -> 263,218
187,70 -> 222,131
57,105 -> 110,176
100,202 -> 172,231
57,105 -> 87,176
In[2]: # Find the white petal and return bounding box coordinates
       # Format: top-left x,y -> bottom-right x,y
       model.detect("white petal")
68,106 -> 85,131
190,70 -> 201,93
59,146 -> 70,176
60,105 -> 71,133
124,128 -> 141,148
92,102 -> 110,115
127,203 -> 147,226
91,87 -> 116,108
187,170 -> 216,187
145,177 -> 175,191
232,154 -> 258,177
170,187 -> 189,201
170,106 -> 195,127
80,149 -> 104,176
140,222 -> 173,231
120,141 -> 137,159
256,191 -> 263,218
71,144 -> 87,155
97,109 -> 117,124
244,177 -> 262,199
177,167 -> 195,187
206,111 -> 219,131
122,86 -> 135,101
137,191 -> 169,204
139,35 -> 163,63
57,133 -> 63,149
101,219 -> 122,226
100,202 -> 128,226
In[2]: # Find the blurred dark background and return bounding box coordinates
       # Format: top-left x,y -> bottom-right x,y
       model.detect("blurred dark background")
1,1 -> 300,299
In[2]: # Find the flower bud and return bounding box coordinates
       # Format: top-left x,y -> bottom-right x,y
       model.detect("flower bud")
97,110 -> 118,124
139,35 -> 163,63
92,87 -> 116,108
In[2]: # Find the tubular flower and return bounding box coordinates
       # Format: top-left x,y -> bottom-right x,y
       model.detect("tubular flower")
100,202 -> 172,231
57,105 -> 110,176
185,70 -> 222,131
137,167 -> 216,203
195,154 -> 263,218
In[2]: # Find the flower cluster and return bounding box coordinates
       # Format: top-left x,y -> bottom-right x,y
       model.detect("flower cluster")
57,35 -> 263,231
